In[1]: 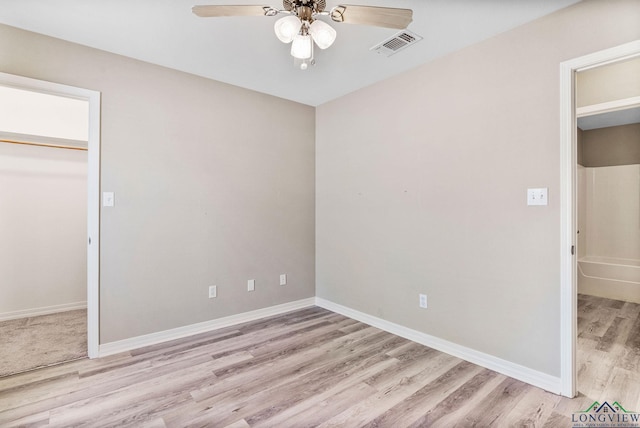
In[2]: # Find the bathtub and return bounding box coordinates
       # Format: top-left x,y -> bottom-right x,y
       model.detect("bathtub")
578,256 -> 640,303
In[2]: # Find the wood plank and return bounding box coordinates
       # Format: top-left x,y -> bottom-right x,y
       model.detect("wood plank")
579,305 -> 619,338
596,316 -> 628,352
601,367 -> 640,412
449,377 -> 530,427
490,385 -> 562,427
619,301 -> 640,320
250,349 -> 446,427
0,353 -> 216,425
406,368 -> 505,427
47,359 -> 220,427
163,335 -> 403,427
316,353 -> 465,427
542,411 -> 572,428
361,361 -> 484,427
189,328 -> 387,403
625,310 -> 640,351
0,410 -> 50,428
195,335 -> 408,426
0,301 -> 638,427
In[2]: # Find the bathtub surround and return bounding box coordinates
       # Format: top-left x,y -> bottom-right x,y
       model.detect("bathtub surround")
582,164 -> 640,261
579,257 -> 640,303
577,163 -> 640,303
577,123 -> 640,303
577,163 -> 587,259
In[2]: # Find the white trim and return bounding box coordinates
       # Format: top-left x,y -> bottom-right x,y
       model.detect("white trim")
559,56 -> 577,399
86,85 -> 101,359
99,298 -> 316,357
559,39 -> 640,399
315,298 -> 561,394
0,130 -> 88,149
0,302 -> 87,322
0,72 -> 101,359
576,96 -> 640,118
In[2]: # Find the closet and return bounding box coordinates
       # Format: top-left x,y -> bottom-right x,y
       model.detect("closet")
0,84 -> 88,375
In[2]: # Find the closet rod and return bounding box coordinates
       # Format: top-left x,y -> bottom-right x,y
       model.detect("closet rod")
0,138 -> 88,151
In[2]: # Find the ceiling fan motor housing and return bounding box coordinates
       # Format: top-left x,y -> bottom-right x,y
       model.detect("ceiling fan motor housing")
284,0 -> 326,14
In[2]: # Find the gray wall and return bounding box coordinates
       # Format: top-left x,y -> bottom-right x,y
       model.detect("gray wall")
577,56 -> 640,107
0,24 -> 316,343
316,0 -> 640,378
0,143 -> 86,316
580,123 -> 640,167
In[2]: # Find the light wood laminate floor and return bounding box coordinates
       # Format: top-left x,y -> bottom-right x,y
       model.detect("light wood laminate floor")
1,295 -> 639,427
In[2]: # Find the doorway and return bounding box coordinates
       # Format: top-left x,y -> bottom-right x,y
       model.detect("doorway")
0,72 -> 100,361
560,40 -> 640,398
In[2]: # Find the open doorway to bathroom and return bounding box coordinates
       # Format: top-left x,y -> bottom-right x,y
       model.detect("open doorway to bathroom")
574,56 -> 640,402
560,40 -> 640,399
0,73 -> 100,376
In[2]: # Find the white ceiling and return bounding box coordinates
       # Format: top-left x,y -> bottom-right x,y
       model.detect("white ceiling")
0,0 -> 580,106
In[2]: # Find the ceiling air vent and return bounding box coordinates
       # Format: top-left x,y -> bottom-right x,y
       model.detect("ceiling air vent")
370,30 -> 422,57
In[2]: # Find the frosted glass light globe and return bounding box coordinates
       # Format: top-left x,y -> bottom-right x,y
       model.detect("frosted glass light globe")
274,16 -> 302,43
291,34 -> 312,59
309,20 -> 336,49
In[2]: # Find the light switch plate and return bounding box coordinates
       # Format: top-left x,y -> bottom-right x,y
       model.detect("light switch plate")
527,188 -> 548,206
248,279 -> 255,292
419,294 -> 428,308
103,192 -> 115,207
280,274 -> 287,286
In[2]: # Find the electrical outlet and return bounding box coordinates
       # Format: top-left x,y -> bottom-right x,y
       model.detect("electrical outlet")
280,274 -> 287,286
248,279 -> 255,292
419,294 -> 428,308
209,285 -> 217,298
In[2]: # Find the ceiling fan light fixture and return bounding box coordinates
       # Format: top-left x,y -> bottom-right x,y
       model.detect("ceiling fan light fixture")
274,15 -> 301,43
291,34 -> 312,59
308,20 -> 336,49
193,2 -> 414,69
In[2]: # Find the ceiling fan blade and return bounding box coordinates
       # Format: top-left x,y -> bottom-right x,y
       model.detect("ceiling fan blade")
192,5 -> 271,17
330,5 -> 412,29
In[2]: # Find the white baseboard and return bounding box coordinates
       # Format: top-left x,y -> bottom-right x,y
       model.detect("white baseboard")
99,298 -> 316,357
315,297 -> 562,394
97,295 -> 561,394
0,301 -> 87,322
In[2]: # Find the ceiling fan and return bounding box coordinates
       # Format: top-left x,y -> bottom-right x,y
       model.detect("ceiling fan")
193,0 -> 413,70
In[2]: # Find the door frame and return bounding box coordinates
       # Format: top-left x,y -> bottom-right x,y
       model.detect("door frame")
559,39 -> 640,398
0,72 -> 101,358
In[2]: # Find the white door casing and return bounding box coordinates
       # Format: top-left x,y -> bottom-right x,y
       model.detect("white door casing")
0,72 -> 101,358
559,40 -> 640,398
